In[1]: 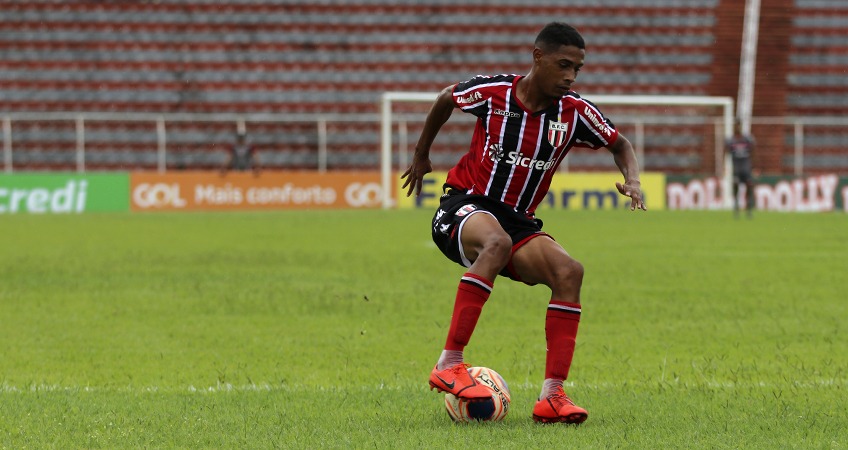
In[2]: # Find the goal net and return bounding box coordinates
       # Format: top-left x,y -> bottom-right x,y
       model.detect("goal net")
379,92 -> 734,208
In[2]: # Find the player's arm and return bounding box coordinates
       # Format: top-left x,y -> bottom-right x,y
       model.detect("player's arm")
607,134 -> 647,211
401,85 -> 456,197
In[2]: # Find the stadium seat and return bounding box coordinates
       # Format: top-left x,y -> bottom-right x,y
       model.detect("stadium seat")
1,0 -> 843,173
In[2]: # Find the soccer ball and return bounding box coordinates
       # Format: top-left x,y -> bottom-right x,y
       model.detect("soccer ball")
444,366 -> 511,422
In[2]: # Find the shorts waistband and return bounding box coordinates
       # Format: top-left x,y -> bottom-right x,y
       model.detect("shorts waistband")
442,184 -> 466,196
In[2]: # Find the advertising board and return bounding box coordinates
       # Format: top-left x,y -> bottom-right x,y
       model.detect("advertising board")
397,172 -> 666,211
666,174 -> 848,212
130,171 -> 385,211
0,173 -> 129,214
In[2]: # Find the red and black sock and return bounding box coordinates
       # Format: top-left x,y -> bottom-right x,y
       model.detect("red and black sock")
544,300 -> 581,381
444,272 -> 493,352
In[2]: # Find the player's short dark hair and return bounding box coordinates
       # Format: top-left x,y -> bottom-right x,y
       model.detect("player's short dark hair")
535,22 -> 585,52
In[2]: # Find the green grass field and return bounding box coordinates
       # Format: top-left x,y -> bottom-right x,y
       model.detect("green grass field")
1,209 -> 846,449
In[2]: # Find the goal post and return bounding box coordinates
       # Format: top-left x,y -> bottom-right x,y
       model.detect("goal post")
380,92 -> 735,209
380,92 -> 438,208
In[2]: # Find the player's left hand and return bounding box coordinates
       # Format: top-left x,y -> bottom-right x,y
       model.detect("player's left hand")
401,156 -> 433,197
616,181 -> 647,211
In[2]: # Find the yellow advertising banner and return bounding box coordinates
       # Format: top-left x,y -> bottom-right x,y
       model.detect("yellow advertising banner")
396,172 -> 666,210
131,171 -> 384,211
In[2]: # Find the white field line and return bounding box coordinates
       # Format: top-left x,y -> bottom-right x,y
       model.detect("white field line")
1,379 -> 846,394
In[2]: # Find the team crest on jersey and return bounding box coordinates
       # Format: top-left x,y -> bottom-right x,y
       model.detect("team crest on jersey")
455,204 -> 477,217
547,121 -> 569,147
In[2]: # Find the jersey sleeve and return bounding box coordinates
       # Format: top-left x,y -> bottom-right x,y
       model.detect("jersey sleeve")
451,74 -> 513,119
571,98 -> 619,150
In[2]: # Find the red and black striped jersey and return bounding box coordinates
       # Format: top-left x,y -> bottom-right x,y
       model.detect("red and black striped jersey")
445,74 -> 619,216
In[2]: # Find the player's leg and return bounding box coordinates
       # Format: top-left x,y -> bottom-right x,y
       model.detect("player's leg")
437,211 -> 509,369
458,211 -> 514,281
511,236 -> 588,424
732,176 -> 741,217
744,176 -> 754,218
511,235 -> 582,301
430,211 -> 512,399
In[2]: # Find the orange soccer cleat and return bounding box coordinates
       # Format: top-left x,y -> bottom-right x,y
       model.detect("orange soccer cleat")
532,387 -> 588,424
429,363 -> 492,400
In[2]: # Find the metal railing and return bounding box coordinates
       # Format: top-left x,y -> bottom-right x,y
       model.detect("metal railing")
1,112 -> 383,174
3,111 -> 847,178
751,116 -> 848,176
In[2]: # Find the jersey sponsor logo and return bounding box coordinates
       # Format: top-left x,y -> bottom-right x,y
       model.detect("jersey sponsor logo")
504,150 -> 554,171
493,108 -> 520,118
547,121 -> 569,147
583,106 -> 613,137
456,91 -> 483,104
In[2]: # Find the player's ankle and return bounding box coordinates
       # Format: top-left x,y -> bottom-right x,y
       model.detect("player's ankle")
436,350 -> 463,371
540,378 -> 564,398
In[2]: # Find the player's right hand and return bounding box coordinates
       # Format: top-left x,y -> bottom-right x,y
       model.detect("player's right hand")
400,157 -> 433,197
615,181 -> 647,211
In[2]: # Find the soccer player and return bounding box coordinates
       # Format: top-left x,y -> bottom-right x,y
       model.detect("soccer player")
221,131 -> 261,175
725,120 -> 755,218
401,22 -> 646,424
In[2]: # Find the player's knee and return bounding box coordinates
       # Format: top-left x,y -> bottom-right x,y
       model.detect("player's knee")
552,258 -> 584,289
481,234 -> 512,266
